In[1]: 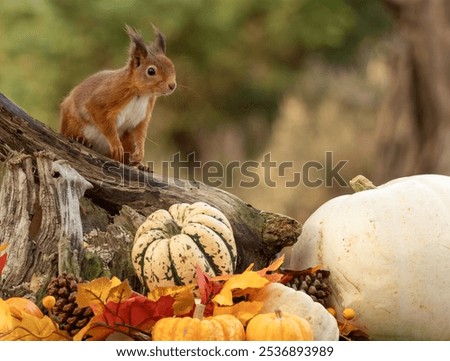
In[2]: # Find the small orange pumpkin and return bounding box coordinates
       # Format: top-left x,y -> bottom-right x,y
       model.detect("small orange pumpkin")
5,297 -> 44,319
152,304 -> 245,341
246,310 -> 313,341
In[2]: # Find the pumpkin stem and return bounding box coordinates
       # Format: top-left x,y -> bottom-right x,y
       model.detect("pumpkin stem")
164,219 -> 182,236
349,175 -> 377,192
274,309 -> 283,319
193,303 -> 206,320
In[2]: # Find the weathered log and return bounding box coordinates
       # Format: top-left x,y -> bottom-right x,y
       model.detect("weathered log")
52,158 -> 93,276
0,92 -> 301,296
0,152 -> 94,298
0,153 -> 36,293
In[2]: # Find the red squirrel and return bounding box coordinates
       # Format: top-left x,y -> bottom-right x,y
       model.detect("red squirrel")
59,24 -> 176,167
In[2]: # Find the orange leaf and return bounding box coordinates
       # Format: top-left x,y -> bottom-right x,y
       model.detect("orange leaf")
256,254 -> 285,276
76,277 -> 114,308
0,243 -> 8,252
148,285 -> 195,316
75,294 -> 175,341
0,299 -> 13,334
213,301 -> 263,325
279,265 -> 328,284
76,276 -> 127,310
108,280 -> 132,304
213,271 -> 269,306
0,299 -> 68,341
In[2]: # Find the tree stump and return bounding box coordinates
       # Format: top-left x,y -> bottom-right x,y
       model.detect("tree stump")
0,92 -> 301,299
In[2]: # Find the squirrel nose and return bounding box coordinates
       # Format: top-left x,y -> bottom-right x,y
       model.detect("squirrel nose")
168,82 -> 176,91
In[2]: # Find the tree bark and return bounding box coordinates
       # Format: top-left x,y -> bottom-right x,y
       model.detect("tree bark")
0,92 -> 301,297
375,0 -> 450,182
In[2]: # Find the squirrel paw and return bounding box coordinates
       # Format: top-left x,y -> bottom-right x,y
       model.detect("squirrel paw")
130,161 -> 153,173
69,136 -> 92,148
110,145 -> 125,163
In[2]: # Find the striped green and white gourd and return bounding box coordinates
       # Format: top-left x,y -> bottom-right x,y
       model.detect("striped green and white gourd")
132,202 -> 237,291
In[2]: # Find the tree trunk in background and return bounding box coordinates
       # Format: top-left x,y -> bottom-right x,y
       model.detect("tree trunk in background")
375,0 -> 450,183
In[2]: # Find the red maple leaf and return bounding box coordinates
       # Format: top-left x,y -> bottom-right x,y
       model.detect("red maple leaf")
103,294 -> 175,329
195,266 -> 223,316
0,253 -> 7,276
79,294 -> 175,340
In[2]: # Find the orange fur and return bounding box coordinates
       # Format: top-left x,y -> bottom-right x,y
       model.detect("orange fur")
59,25 -> 176,166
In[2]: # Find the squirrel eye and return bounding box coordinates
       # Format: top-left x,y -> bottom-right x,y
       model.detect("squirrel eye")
147,66 -> 157,76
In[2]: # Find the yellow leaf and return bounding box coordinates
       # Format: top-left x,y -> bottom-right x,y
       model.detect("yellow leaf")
213,271 -> 269,306
148,285 -> 195,316
0,243 -> 9,252
0,299 -> 13,334
108,280 -> 132,304
73,319 -> 91,341
1,298 -> 69,341
211,264 -> 255,283
76,277 -> 114,308
72,316 -> 112,341
213,301 -> 263,325
21,315 -> 67,341
77,277 -> 134,311
110,276 -> 122,288
211,256 -> 284,283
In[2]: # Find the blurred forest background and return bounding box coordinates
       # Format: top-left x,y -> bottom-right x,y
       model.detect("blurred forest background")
1,0 -> 449,223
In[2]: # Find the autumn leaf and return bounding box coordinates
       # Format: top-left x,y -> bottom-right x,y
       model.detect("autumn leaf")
75,294 -> 175,341
213,301 -> 264,325
76,276 -> 125,310
148,285 -> 195,316
213,271 -> 269,306
108,280 -> 133,304
5,314 -> 68,341
0,299 -> 13,334
0,298 -> 69,341
0,243 -> 8,276
105,294 -> 174,329
196,266 -> 223,305
256,255 -> 285,282
338,320 -> 370,341
0,254 -> 7,277
211,256 -> 285,283
280,264 -> 327,284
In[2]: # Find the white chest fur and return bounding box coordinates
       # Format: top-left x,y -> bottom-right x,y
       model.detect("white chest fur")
116,95 -> 151,135
83,94 -> 151,155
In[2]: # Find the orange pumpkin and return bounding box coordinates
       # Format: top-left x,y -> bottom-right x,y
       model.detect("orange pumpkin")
152,313 -> 245,341
5,297 -> 44,318
246,310 -> 313,341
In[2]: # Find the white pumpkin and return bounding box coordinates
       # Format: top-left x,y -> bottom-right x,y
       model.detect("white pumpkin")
290,174 -> 450,340
132,202 -> 237,291
250,282 -> 339,341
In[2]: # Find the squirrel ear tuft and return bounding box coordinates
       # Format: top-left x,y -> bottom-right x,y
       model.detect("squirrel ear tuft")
151,23 -> 166,54
125,24 -> 148,67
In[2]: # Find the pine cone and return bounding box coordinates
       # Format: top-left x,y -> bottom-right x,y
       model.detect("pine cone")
282,269 -> 331,307
46,273 -> 94,337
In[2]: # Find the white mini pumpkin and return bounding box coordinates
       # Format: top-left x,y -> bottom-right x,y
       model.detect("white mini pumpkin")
290,174 -> 450,340
132,202 -> 237,291
250,282 -> 339,341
